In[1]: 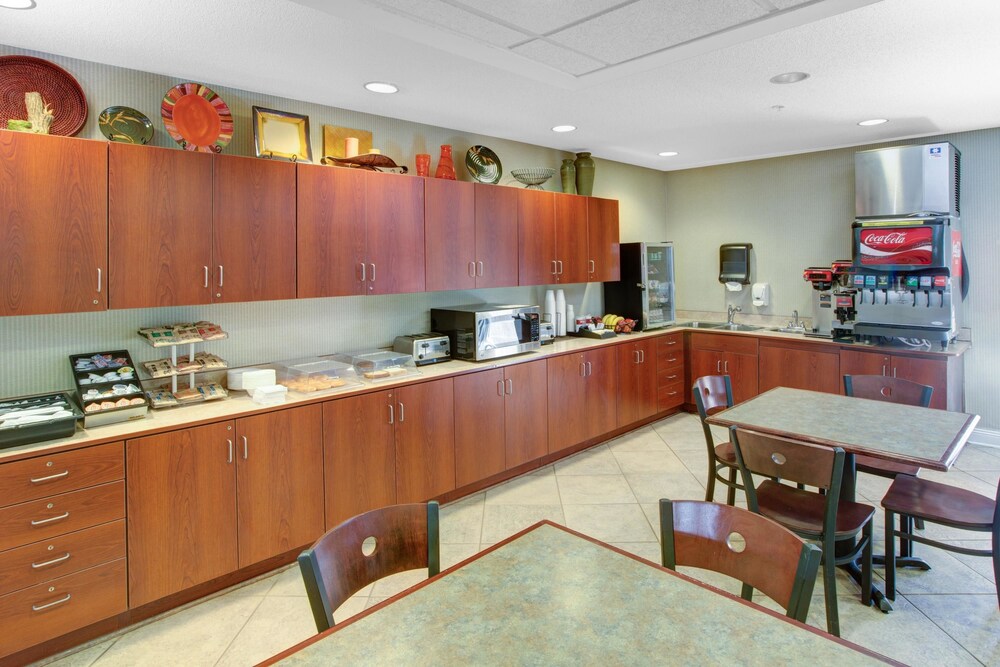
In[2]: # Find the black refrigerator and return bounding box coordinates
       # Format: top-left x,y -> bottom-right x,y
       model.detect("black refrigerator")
602,242 -> 675,331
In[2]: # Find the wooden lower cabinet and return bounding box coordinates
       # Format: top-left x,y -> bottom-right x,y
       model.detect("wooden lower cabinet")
758,341 -> 841,394
504,360 -> 549,469
395,379 -> 456,503
657,333 -> 686,411
548,347 -> 618,453
840,349 -> 954,410
617,339 -> 658,427
689,334 -> 758,405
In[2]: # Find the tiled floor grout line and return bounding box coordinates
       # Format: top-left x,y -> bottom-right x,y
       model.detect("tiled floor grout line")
212,594 -> 269,667
897,591 -> 988,667
83,640 -> 116,667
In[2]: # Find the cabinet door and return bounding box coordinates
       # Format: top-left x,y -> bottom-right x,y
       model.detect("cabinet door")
235,405 -> 324,568
505,360 -> 549,469
690,348 -> 723,385
724,352 -> 759,404
297,164 -> 366,297
324,392 -> 396,528
108,143 -> 212,308
367,172 -> 425,294
618,340 -> 657,427
839,350 -> 892,391
518,189 -> 556,285
0,133 -> 107,316
424,178 -> 475,292
213,155 -> 296,303
758,343 -> 840,395
583,346 -> 619,439
891,355 -> 949,410
554,193 -> 589,284
454,369 -> 505,487
395,379 -> 456,503
474,183 -> 518,288
587,197 -> 620,282
547,354 -> 589,453
126,421 -> 237,607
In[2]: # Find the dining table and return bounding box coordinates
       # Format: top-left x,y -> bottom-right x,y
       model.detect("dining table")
262,520 -> 897,665
705,386 -> 981,612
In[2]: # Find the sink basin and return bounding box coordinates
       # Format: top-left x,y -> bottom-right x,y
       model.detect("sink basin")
676,321 -> 726,328
710,323 -> 763,332
769,326 -> 808,334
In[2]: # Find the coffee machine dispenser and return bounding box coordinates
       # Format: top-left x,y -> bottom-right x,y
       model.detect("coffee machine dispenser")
803,262 -> 856,339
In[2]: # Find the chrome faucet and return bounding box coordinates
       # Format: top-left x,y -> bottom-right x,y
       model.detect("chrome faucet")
790,309 -> 801,328
727,305 -> 741,325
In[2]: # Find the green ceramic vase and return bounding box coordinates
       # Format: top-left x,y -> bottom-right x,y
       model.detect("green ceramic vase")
574,152 -> 595,196
560,159 -> 576,194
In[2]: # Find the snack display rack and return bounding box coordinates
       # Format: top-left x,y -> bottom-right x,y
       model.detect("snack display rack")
69,350 -> 149,427
138,322 -> 230,408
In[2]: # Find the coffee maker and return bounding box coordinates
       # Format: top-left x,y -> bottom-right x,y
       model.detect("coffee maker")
803,261 -> 856,339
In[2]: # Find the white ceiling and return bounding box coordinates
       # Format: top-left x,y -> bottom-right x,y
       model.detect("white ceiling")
2,0 -> 999,171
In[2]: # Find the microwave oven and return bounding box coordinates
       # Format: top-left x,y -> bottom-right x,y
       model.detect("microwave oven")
430,304 -> 540,361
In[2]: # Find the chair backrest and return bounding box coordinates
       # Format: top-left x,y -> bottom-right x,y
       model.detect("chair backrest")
730,426 -> 846,539
298,502 -> 440,632
659,499 -> 821,621
843,374 -> 933,408
693,375 -> 734,450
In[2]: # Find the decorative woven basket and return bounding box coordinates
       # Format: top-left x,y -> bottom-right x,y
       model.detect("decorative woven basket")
0,56 -> 88,136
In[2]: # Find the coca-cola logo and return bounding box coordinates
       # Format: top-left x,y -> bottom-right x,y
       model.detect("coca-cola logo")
863,232 -> 907,245
859,227 -> 933,265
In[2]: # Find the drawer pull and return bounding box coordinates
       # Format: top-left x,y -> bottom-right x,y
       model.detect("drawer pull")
666,374 -> 679,380
666,340 -> 678,345
667,391 -> 679,396
32,552 -> 71,569
31,512 -> 70,526
32,593 -> 71,612
30,470 -> 70,484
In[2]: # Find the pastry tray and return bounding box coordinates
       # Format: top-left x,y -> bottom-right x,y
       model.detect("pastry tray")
272,358 -> 362,395
328,350 -> 420,382
69,350 -> 149,427
0,391 -> 82,450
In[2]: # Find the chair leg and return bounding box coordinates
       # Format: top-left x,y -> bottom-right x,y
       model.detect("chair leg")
885,510 -> 896,601
823,552 -> 840,637
861,522 -> 873,607
992,526 -> 999,610
704,462 -> 716,502
898,514 -> 913,558
914,518 -> 925,530
740,582 -> 753,602
726,467 -> 737,506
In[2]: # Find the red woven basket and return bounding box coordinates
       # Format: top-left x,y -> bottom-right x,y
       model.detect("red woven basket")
0,55 -> 88,136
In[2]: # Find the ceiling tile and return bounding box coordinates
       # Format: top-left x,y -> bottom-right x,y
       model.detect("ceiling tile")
450,0 -> 633,36
369,0 -> 529,47
510,39 -> 607,76
549,0 -> 767,64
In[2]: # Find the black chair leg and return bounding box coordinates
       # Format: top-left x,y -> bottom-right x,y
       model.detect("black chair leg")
992,526 -> 999,610
704,462 -> 716,503
823,552 -> 840,637
885,510 -> 896,601
898,514 -> 913,558
861,522 -> 873,607
726,467 -> 737,506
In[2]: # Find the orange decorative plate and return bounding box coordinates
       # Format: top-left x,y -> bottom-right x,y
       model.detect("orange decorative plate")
160,82 -> 233,153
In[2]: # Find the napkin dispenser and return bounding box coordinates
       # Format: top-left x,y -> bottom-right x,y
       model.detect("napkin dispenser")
720,243 -> 753,286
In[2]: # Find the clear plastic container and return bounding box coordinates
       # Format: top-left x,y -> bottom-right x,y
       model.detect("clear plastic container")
272,357 -> 361,394
330,350 -> 419,382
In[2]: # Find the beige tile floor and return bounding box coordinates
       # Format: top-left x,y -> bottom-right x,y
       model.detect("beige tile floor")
37,413 -> 999,667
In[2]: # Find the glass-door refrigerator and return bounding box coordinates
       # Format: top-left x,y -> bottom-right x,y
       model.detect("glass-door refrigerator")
602,242 -> 675,331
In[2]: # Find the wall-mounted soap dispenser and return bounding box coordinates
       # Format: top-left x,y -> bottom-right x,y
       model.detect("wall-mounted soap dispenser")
719,243 -> 752,291
751,282 -> 770,307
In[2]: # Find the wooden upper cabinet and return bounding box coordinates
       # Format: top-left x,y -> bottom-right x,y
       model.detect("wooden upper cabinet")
588,197 -> 620,282
395,378 -> 456,503
518,189 -> 556,286
474,184 -> 518,288
554,193 -> 589,284
297,163 -> 367,298
367,172 -> 425,294
213,155 -> 296,303
0,132 -> 108,316
424,178 -> 476,292
235,404 -> 324,567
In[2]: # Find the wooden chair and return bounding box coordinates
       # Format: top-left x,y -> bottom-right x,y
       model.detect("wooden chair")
692,375 -> 742,505
883,475 -> 999,608
298,502 -> 440,632
730,426 -> 875,637
659,498 -> 821,622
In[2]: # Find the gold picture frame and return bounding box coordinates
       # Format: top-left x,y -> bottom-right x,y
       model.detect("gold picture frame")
253,106 -> 312,163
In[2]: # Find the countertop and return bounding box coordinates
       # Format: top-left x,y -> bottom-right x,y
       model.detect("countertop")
0,324 -> 970,464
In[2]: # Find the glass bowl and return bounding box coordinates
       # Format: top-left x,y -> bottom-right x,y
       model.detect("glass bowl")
510,167 -> 556,189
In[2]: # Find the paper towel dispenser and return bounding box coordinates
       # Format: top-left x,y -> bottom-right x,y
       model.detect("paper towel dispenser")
719,243 -> 752,285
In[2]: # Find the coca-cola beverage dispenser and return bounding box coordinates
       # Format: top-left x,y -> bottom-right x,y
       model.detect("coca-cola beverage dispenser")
851,142 -> 965,347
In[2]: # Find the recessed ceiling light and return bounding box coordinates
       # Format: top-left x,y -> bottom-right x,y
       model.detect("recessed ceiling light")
769,72 -> 809,85
857,118 -> 888,126
657,151 -> 678,157
0,0 -> 36,8
364,81 -> 398,94
551,125 -> 576,133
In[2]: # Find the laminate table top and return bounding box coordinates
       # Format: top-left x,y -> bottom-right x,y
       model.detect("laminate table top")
263,521 -> 895,666
706,387 -> 980,472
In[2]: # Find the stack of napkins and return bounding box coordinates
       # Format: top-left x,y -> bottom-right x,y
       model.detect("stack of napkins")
251,385 -> 287,406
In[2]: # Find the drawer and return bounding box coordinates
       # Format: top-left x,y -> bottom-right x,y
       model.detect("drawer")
656,332 -> 683,350
657,367 -> 685,389
0,481 -> 125,552
656,343 -> 684,371
0,558 -> 127,658
658,380 -> 685,411
689,332 -> 758,356
0,520 -> 125,596
0,442 -> 124,508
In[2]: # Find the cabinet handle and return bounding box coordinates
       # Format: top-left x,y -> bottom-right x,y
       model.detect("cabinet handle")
634,350 -> 640,364
477,261 -> 484,277
557,260 -> 564,275
589,259 -> 596,274
469,261 -> 476,277
31,512 -> 69,526
497,380 -> 504,397
724,360 -> 729,373
667,391 -> 679,396
370,263 -> 376,282
242,435 -> 248,460
398,402 -> 404,423
505,378 -> 513,395
666,340 -> 678,345
32,552 -> 71,569
552,260 -> 558,276
218,265 -> 224,288
96,268 -> 102,293
666,374 -> 678,380
203,266 -> 209,288
881,364 -> 887,376
667,357 -> 677,363
359,263 -> 366,282
716,360 -> 721,373
388,403 -> 394,424
892,367 -> 897,378
586,361 -> 592,376
639,350 -> 645,363
29,470 -> 69,484
32,593 -> 71,612
227,439 -> 233,464
580,362 -> 586,377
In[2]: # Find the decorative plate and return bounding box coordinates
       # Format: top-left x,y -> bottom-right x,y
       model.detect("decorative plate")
98,106 -> 154,144
466,145 -> 502,184
0,55 -> 88,136
160,83 -> 233,153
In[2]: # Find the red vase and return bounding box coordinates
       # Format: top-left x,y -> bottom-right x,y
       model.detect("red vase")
435,144 -> 456,180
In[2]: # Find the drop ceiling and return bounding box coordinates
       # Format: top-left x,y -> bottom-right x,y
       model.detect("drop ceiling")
2,0 -> 999,170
